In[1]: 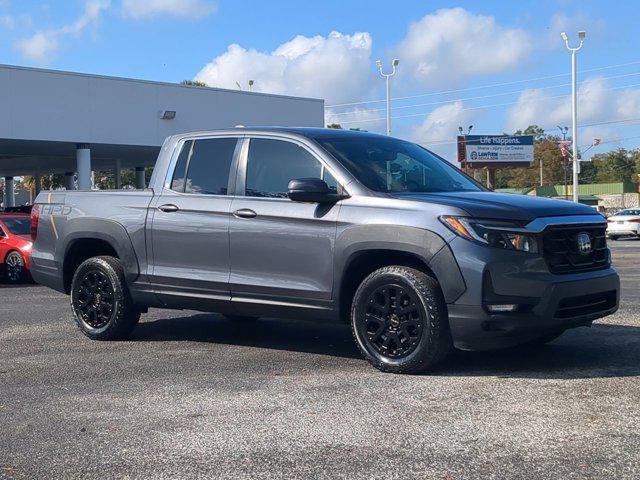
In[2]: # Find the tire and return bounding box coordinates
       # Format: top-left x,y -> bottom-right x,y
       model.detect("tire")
526,330 -> 565,346
223,314 -> 259,322
70,256 -> 140,340
351,266 -> 452,374
4,251 -> 26,284
608,235 -> 618,241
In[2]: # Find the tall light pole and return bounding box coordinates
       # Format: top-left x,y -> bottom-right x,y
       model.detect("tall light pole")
561,30 -> 585,203
376,59 -> 399,136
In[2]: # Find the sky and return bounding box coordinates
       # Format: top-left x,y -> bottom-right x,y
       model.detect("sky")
1,0 -> 639,161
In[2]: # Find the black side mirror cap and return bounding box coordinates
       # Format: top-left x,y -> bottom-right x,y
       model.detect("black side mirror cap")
287,178 -> 349,203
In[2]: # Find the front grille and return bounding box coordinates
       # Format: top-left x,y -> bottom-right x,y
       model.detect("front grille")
554,290 -> 617,319
542,224 -> 609,274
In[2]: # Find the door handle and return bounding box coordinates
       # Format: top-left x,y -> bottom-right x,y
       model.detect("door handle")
158,204 -> 179,213
233,208 -> 257,219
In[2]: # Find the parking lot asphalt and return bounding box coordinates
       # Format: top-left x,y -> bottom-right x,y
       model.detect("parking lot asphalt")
1,242 -> 639,480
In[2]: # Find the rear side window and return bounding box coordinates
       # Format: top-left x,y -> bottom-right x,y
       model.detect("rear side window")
246,139 -> 328,198
170,141 -> 192,192
170,138 -> 237,195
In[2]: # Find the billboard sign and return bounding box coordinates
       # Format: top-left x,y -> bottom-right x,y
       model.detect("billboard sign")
458,135 -> 534,168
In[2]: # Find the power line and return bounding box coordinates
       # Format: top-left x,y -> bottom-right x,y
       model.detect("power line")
338,82 -> 640,125
328,71 -> 640,117
414,117 -> 640,148
326,59 -> 640,109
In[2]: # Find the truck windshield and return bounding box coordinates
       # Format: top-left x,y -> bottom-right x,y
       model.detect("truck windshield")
2,217 -> 30,235
314,135 -> 483,193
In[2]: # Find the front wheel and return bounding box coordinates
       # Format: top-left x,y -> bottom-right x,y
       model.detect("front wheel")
351,266 -> 452,374
70,256 -> 140,340
4,251 -> 26,284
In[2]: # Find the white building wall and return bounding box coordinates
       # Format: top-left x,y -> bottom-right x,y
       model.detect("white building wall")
0,64 -> 324,147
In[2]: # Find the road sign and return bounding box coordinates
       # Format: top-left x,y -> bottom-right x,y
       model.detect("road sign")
458,135 -> 534,169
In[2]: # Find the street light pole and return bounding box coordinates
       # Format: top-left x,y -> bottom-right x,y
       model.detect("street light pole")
561,31 -> 585,203
376,59 -> 399,136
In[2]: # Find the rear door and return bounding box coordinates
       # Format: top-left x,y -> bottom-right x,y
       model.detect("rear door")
228,136 -> 342,312
149,135 -> 240,308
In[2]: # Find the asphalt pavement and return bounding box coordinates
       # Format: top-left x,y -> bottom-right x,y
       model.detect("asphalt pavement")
1,241 -> 639,479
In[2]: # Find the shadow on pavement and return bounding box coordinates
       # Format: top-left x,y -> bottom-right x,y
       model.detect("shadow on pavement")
132,314 -> 640,379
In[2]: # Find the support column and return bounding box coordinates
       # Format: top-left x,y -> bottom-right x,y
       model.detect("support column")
3,177 -> 15,207
135,166 -> 146,189
115,159 -> 122,190
76,143 -> 92,190
65,172 -> 75,190
486,168 -> 496,190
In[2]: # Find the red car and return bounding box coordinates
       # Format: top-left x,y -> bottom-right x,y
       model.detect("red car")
0,213 -> 32,283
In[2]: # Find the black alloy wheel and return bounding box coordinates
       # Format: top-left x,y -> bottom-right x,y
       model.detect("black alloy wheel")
361,284 -> 424,359
70,256 -> 140,340
5,251 -> 25,283
351,266 -> 452,374
73,269 -> 116,330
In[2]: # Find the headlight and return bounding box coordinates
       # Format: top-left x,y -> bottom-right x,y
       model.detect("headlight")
440,216 -> 539,253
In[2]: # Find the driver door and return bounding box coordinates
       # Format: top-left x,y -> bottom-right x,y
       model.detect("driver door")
228,136 -> 342,312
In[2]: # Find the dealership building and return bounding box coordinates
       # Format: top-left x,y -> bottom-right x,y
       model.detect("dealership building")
0,64 -> 324,206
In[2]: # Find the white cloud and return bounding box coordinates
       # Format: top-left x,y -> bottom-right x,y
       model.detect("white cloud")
16,31 -> 59,61
325,106 -> 383,130
194,31 -> 374,105
16,0 -> 110,63
504,77 -> 640,156
409,101 -> 475,160
397,8 -> 531,88
121,0 -> 215,19
504,77 -> 626,131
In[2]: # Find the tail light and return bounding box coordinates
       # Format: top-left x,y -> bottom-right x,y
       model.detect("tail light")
606,219 -> 613,223
629,219 -> 640,223
31,204 -> 40,241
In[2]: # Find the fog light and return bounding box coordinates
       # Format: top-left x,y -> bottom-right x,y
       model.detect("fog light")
486,304 -> 518,313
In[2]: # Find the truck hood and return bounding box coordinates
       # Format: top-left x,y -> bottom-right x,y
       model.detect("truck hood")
393,191 -> 598,222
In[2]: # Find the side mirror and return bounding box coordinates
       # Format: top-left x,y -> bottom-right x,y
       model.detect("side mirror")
287,178 -> 347,203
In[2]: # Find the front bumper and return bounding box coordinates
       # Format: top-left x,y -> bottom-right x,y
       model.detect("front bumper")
606,225 -> 639,236
448,272 -> 619,350
446,235 -> 619,351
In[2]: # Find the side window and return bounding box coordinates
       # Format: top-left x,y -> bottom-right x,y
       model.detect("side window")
170,140 -> 192,192
183,138 -> 237,195
246,139 -> 330,198
0,226 -> 6,238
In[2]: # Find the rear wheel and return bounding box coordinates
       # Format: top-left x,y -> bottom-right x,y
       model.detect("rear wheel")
70,256 -> 140,340
4,251 -> 26,284
608,235 -> 618,241
351,266 -> 452,374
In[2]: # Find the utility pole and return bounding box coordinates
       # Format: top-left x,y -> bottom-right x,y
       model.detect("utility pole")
376,59 -> 399,136
561,31 -> 585,203
558,126 -> 569,199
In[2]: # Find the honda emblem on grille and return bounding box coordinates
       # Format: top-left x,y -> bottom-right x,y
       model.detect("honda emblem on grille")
576,232 -> 592,255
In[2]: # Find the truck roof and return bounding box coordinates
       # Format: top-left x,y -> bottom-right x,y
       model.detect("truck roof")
169,126 -> 389,142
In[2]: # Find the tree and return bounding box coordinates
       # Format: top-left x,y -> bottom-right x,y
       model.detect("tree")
181,80 -> 208,87
588,148 -> 637,183
492,126 -> 567,189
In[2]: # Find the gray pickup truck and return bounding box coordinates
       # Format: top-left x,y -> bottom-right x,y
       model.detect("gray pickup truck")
30,127 -> 619,374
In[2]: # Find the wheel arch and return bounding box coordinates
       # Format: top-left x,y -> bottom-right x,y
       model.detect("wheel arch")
61,220 -> 140,294
334,226 -> 466,323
